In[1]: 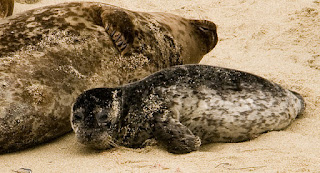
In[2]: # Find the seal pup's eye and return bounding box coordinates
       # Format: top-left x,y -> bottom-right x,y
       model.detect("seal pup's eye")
93,107 -> 113,127
97,113 -> 109,122
97,114 -> 112,127
73,107 -> 85,121
73,112 -> 83,121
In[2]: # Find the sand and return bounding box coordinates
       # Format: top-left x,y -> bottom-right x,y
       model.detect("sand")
1,0 -> 320,172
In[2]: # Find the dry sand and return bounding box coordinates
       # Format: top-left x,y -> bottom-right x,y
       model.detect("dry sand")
1,0 -> 320,172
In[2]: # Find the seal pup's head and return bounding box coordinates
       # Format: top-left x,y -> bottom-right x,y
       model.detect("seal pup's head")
71,88 -> 123,149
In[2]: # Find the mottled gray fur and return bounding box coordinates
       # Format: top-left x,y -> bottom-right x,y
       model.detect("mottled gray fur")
72,65 -> 305,154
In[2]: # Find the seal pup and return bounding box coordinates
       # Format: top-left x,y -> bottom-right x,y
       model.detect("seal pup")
71,64 -> 305,154
0,0 -> 14,18
0,2 -> 218,153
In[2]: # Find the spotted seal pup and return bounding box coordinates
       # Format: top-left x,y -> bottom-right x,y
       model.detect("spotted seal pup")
0,2 -> 218,153
0,0 -> 14,18
71,64 -> 305,154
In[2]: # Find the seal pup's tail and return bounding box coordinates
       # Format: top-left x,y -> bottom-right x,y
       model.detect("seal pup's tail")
290,90 -> 306,117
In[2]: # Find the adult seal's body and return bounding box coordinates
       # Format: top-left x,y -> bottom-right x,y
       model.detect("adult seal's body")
0,2 -> 218,153
72,65 -> 305,154
0,0 -> 14,18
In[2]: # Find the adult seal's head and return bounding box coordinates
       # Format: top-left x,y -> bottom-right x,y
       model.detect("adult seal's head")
0,2 -> 218,153
0,0 -> 14,18
71,65 -> 305,154
94,5 -> 218,66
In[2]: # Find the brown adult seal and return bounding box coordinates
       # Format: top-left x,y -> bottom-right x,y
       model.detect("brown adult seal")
0,2 -> 218,153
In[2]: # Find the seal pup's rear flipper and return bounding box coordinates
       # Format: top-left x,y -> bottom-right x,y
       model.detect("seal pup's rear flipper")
153,113 -> 201,154
289,90 -> 306,117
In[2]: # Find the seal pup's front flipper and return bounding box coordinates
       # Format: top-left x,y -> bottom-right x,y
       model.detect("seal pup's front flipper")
100,7 -> 135,56
153,113 -> 201,154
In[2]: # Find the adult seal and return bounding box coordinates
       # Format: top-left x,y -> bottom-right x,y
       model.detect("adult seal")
0,0 -> 14,18
0,2 -> 218,153
71,64 -> 305,154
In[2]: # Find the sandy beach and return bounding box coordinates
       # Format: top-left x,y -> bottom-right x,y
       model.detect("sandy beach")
1,0 -> 320,172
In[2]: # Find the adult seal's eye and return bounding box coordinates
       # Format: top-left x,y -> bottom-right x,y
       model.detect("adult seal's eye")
197,20 -> 216,33
198,26 -> 211,32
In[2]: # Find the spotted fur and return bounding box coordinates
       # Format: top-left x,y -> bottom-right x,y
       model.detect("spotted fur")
72,65 -> 305,154
0,2 -> 218,153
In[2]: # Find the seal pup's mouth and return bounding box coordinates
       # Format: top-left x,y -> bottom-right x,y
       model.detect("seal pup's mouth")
75,129 -> 118,150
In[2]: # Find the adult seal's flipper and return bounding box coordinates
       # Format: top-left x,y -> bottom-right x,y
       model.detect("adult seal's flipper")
101,7 -> 135,56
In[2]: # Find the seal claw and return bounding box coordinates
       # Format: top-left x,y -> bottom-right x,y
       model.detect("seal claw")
116,40 -> 123,46
112,32 -> 122,42
109,30 -> 116,37
104,23 -> 130,54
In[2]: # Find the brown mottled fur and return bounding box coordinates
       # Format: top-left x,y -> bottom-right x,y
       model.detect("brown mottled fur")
0,2 -> 217,153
